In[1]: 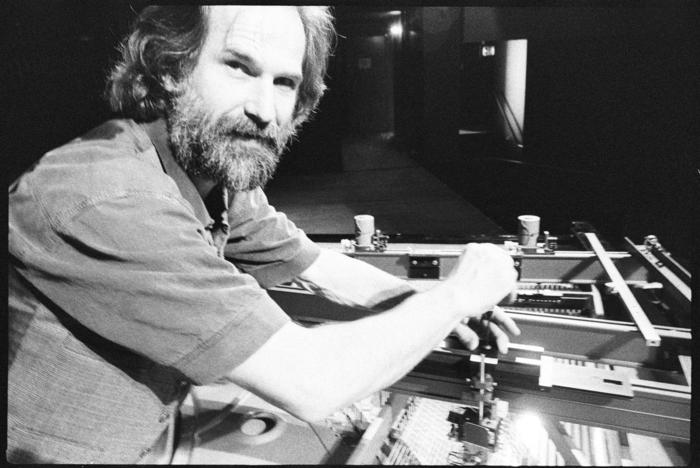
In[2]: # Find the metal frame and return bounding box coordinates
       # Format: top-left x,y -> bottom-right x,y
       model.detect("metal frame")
584,233 -> 661,346
268,240 -> 691,443
624,237 -> 692,304
391,349 -> 691,442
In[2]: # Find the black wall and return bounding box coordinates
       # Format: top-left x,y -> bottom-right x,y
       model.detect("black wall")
512,7 -> 698,259
2,1 -> 342,181
3,1 -> 136,184
404,6 -> 698,260
4,4 -> 698,261
525,33 -> 698,251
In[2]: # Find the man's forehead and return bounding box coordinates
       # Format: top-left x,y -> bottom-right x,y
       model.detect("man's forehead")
204,6 -> 305,58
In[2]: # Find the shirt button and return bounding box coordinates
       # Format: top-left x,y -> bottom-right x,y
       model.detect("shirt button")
158,411 -> 169,423
139,447 -> 151,458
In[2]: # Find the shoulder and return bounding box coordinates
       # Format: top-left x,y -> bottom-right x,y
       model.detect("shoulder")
13,119 -> 186,223
40,118 -> 162,175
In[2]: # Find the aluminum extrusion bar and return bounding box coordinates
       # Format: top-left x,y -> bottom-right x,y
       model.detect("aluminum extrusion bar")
497,308 -> 690,367
313,242 -> 652,283
624,237 -> 692,304
584,233 -> 661,346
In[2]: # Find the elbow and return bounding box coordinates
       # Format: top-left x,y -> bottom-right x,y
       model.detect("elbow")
287,405 -> 332,424
282,389 -> 343,423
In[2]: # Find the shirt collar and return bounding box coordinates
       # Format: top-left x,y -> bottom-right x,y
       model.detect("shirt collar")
140,119 -> 215,229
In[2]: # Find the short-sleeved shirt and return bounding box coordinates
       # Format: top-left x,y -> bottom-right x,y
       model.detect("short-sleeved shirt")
7,118 -> 320,463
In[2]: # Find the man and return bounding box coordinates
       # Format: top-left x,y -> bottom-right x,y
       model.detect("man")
8,5 -> 519,464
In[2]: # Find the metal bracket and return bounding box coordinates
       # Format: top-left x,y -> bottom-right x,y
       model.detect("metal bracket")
539,356 -> 633,397
408,256 -> 440,279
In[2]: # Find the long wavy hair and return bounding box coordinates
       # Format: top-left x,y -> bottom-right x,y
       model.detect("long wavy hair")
106,6 -> 335,124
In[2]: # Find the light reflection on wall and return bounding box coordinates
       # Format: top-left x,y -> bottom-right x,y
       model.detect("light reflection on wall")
494,39 -> 527,146
389,22 -> 403,38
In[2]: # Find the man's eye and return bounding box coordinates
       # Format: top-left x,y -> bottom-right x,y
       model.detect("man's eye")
226,61 -> 249,74
275,77 -> 298,90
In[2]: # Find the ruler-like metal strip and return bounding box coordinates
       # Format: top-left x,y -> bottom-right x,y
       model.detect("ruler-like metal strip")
584,233 -> 661,346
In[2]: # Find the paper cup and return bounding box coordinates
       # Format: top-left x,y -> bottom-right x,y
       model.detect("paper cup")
517,215 -> 540,247
354,214 -> 375,247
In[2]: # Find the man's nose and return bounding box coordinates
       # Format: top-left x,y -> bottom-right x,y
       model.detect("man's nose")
244,78 -> 275,129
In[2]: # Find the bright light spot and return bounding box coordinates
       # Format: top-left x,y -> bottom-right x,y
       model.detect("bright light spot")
513,412 -> 544,450
389,23 -> 403,38
481,45 -> 496,57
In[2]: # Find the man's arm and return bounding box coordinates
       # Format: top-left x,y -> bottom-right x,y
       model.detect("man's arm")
291,248 -> 418,311
293,248 -> 515,351
226,243 -> 519,422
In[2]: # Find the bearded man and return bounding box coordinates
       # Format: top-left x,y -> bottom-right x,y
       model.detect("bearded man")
8,5 -> 519,464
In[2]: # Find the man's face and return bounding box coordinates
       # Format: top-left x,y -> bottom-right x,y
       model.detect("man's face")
167,6 -> 306,191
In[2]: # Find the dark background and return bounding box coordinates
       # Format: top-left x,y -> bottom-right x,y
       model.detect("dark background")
3,2 -> 698,266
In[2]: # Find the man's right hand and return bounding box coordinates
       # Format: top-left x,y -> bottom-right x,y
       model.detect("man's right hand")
443,242 -> 518,319
441,243 -> 520,353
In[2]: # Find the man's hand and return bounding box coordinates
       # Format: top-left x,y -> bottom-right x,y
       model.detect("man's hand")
442,243 -> 520,353
454,306 -> 520,353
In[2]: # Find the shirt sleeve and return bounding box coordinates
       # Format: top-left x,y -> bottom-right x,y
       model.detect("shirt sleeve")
13,190 -> 291,385
224,187 -> 320,288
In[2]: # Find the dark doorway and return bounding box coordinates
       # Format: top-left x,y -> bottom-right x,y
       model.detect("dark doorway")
342,35 -> 396,136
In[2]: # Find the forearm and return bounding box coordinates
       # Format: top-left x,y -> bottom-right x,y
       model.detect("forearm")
302,282 -> 463,407
292,248 -> 416,311
228,280 -> 464,421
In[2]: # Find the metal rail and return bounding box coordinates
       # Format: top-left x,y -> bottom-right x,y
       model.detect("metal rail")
268,238 -> 690,443
584,233 -> 661,346
391,350 -> 691,442
624,237 -> 692,303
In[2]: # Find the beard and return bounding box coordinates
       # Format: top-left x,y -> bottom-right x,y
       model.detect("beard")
166,86 -> 298,192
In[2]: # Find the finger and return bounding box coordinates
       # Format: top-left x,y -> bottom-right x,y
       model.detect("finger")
490,306 -> 521,336
489,321 -> 510,354
454,323 -> 480,351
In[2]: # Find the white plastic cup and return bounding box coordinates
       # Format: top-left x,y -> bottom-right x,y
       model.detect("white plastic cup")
354,214 -> 375,247
517,215 -> 540,247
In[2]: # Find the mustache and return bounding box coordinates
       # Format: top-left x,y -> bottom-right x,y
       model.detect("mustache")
210,115 -> 294,155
